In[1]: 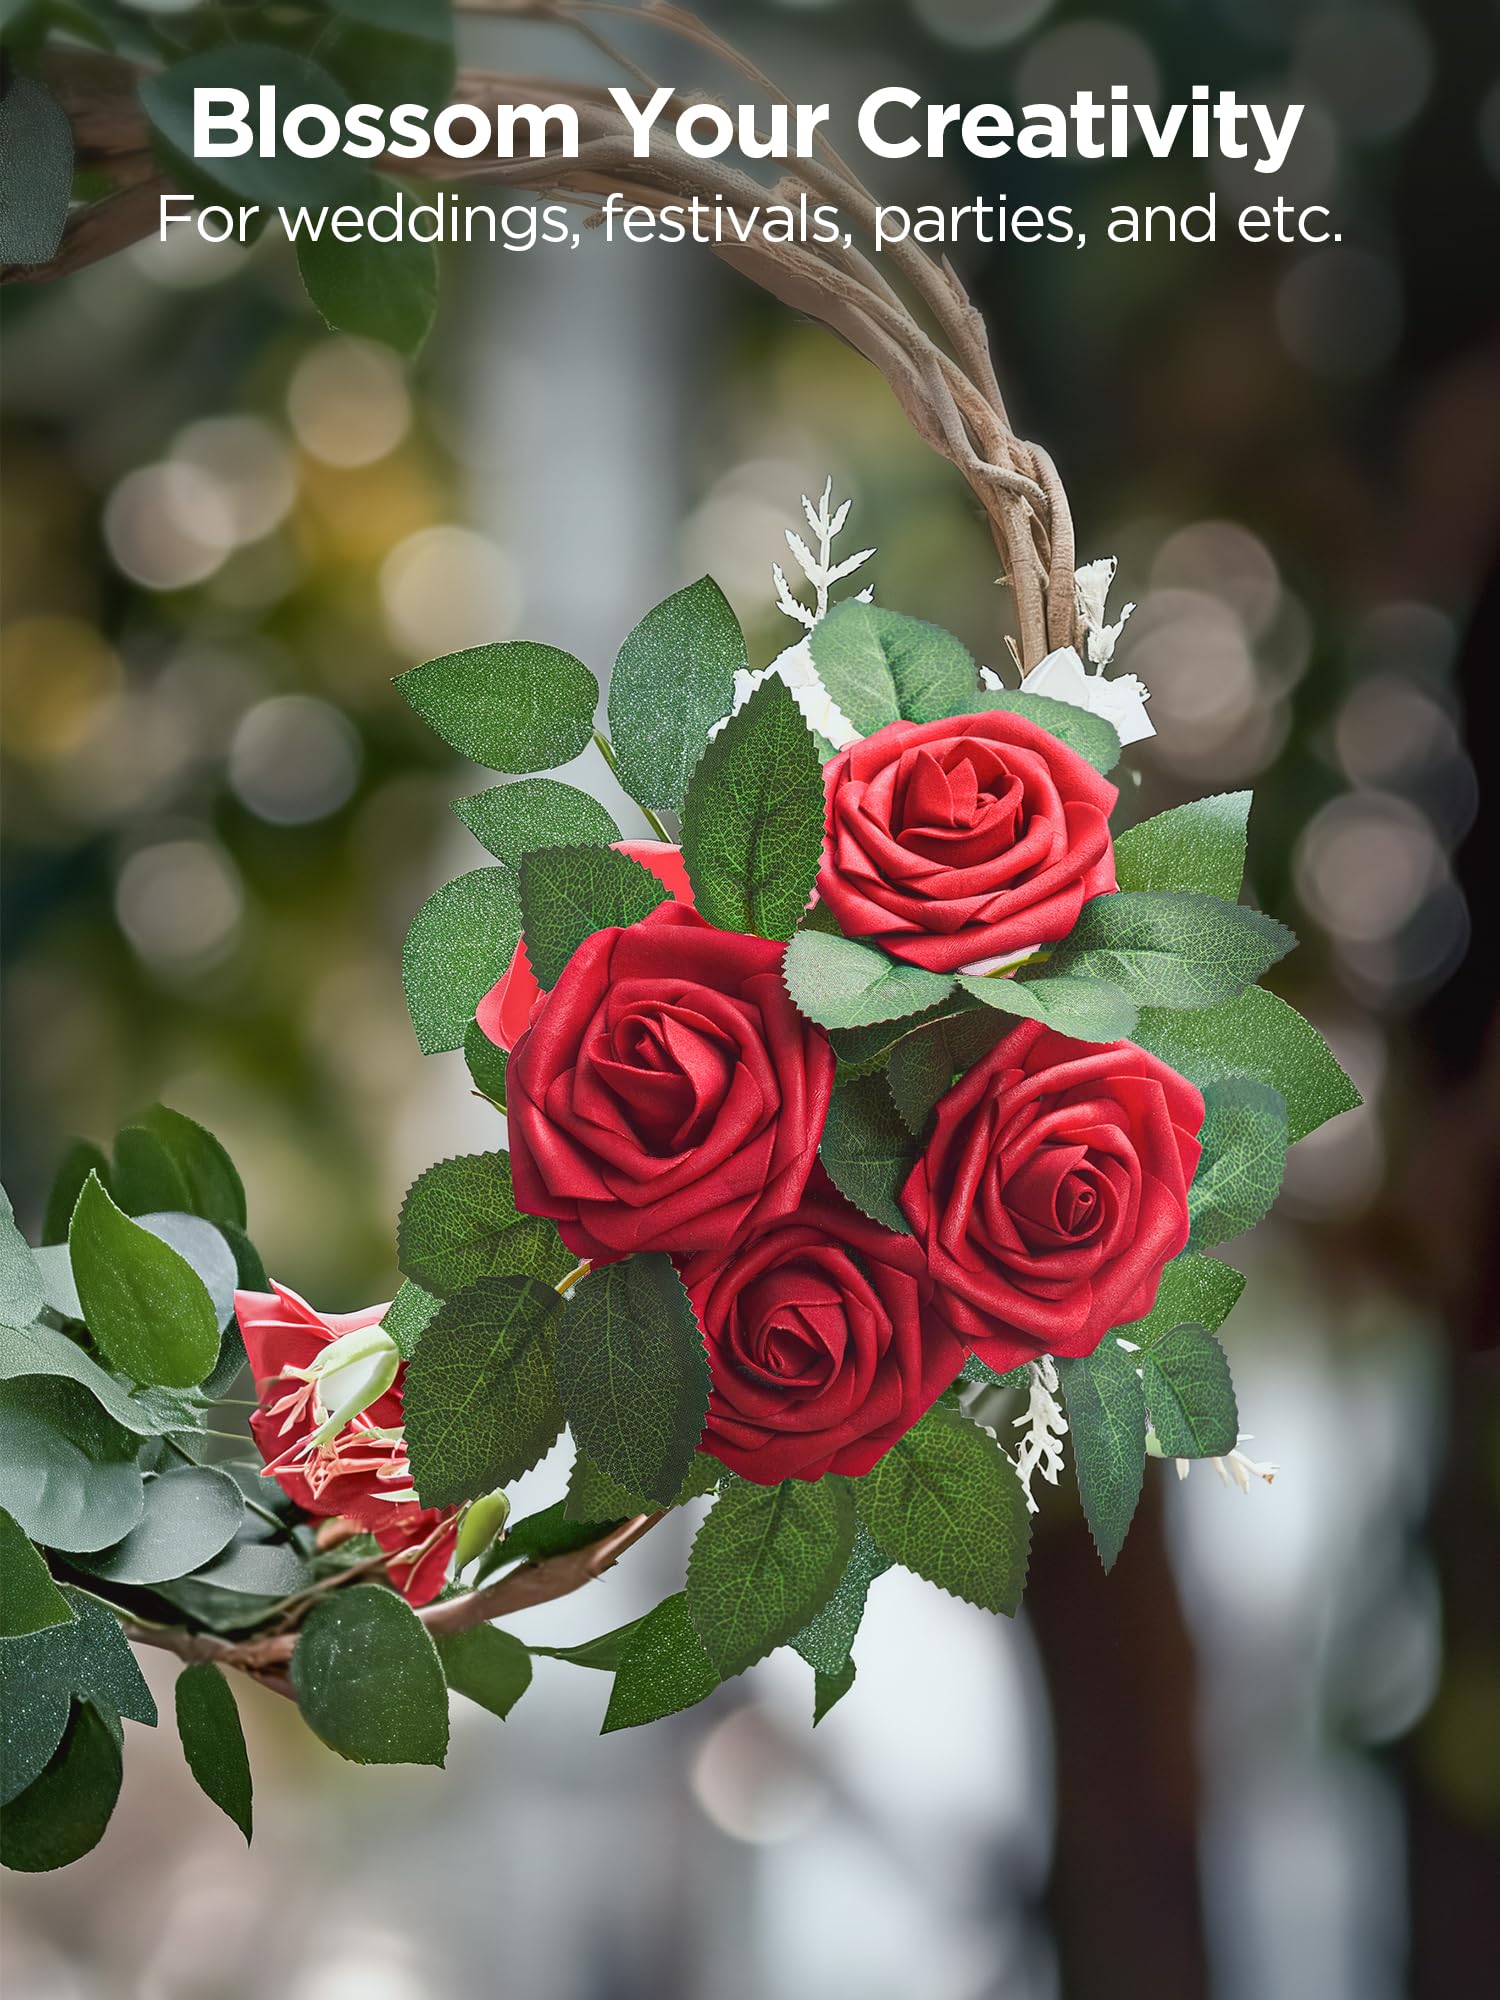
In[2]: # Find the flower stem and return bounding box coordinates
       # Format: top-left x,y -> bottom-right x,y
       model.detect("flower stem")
593,729 -> 673,845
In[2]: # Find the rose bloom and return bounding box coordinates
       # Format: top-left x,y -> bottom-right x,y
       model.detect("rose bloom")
818,711 -> 1118,973
238,1283 -> 457,1606
478,841 -> 694,1052
900,1022 -> 1204,1369
680,1177 -> 965,1483
507,902 -> 835,1261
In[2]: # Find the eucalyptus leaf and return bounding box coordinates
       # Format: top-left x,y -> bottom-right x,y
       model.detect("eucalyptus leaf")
0,1507 -> 73,1638
291,1586 -> 449,1767
0,75 -> 73,266
76,1465 -> 244,1588
0,1188 -> 43,1329
297,212 -> 438,356
174,1663 -> 252,1841
0,1702 -> 123,1873
395,641 -> 598,775
608,578 -> 747,812
0,1378 -> 145,1554
402,869 -> 522,1057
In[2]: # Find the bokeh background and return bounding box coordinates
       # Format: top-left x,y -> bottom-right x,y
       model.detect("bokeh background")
3,0 -> 1499,1995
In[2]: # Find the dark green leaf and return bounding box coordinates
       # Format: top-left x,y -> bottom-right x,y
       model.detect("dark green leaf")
109,1126 -> 188,1217
297,208 -> 438,357
174,1536 -> 309,1601
854,1402 -> 1030,1614
0,1186 -> 43,1328
1189,1079 -> 1288,1247
141,46 -> 369,208
174,1663 -> 252,1841
556,1255 -> 709,1506
133,1214 -> 238,1330
325,0 -> 453,46
436,1625 -> 532,1721
965,969 -> 1139,1043
564,1448 -> 719,1523
817,1072 -> 918,1233
0,1508 -> 72,1638
76,1466 -> 244,1588
0,1584 -> 156,1807
454,776 -> 621,867
1050,891 -> 1295,1010
810,602 -> 976,733
402,868 -> 522,1056
0,1663 -> 70,1811
686,1478 -> 855,1679
381,1279 -> 439,1360
0,75 -> 72,266
395,641 -> 598,775
1142,1325 -> 1239,1459
783,929 -> 955,1031
1113,1251 -> 1246,1354
813,1658 -> 857,1724
463,1019 -> 509,1110
491,1500 -> 613,1570
530,1614 -> 645,1672
127,1107 -> 246,1230
42,1143 -> 108,1248
885,1011 -> 1011,1133
791,1519 -> 890,1677
827,996 -> 979,1071
1133,986 -> 1360,1142
69,1174 -> 219,1389
954,690 -> 1121,774
397,1152 -> 522,1296
291,1586 -> 449,1767
0,1317 -> 200,1437
608,578 -> 747,812
517,844 -> 670,990
403,1277 -> 564,1507
0,1703 -> 122,1873
679,678 -> 825,941
602,1592 -> 720,1732
480,1217 -> 578,1288
1115,793 -> 1251,901
1057,1341 -> 1147,1571
0,1378 -> 144,1554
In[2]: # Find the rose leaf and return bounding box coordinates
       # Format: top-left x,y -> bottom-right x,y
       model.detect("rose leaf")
1111,1251 -> 1246,1354
402,868 -> 522,1056
1133,987 -> 1360,1143
1113,792 -> 1252,901
394,640 -> 598,774
790,1519 -> 891,1678
783,930 -> 956,1032
810,602 -> 976,732
601,1593 -> 721,1733
452,776 -> 621,868
1048,890 -> 1295,1010
1142,1324 -> 1239,1460
608,578 -> 747,813
1187,1078 -> 1288,1248
685,1477 -> 856,1679
1056,1340 -> 1148,1573
516,845 -> 670,990
817,1072 -> 919,1234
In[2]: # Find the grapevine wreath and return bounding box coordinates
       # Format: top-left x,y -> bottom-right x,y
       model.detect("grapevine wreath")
0,1 -> 1361,1875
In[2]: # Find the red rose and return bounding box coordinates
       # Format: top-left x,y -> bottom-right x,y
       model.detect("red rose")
238,1283 -> 458,1607
899,1022 -> 1204,1369
818,712 -> 1118,973
680,1178 -> 965,1483
477,840 -> 694,1052
507,902 -> 835,1261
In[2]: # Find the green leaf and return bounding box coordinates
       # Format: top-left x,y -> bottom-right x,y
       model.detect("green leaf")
556,1255 -> 710,1507
0,1508 -> 73,1638
854,1402 -> 1030,1614
110,1125 -> 189,1216
530,1614 -> 644,1671
174,1663 -> 252,1842
132,1213 -> 238,1330
1133,986 -> 1360,1142
0,1186 -> 43,1328
381,1279 -> 439,1360
0,1317 -> 203,1437
964,969 -> 1139,1043
1115,793 -> 1251,901
297,209 -> 438,357
1189,1079 -> 1288,1247
68,1174 -> 219,1389
453,776 -> 622,867
1113,1251 -> 1246,1354
517,844 -> 670,990
885,1010 -> 1010,1133
565,1448 -> 719,1523
397,1151 -> 522,1296
602,1593 -> 720,1733
783,929 -> 955,1031
1,1585 -> 154,1808
608,578 -> 747,812
1050,891 -> 1295,1010
679,678 -> 825,942
42,1143 -> 109,1247
0,1378 -> 145,1554
463,1019 -> 509,1110
76,1466 -> 244,1588
1142,1325 -> 1239,1459
482,1217 -> 579,1288
0,1703 -> 123,1873
402,868 -> 522,1057
817,1072 -> 918,1233
790,1519 -> 890,1677
1057,1341 -> 1147,1572
953,690 -> 1121,775
171,1536 -> 309,1603
685,1477 -> 855,1679
486,1500 -> 610,1571
0,75 -> 73,266
141,46 -> 370,209
0,1664 -> 70,1812
827,996 -> 979,1071
395,641 -> 599,775
402,1277 -> 564,1507
127,1107 -> 246,1231
810,602 -> 976,733
436,1625 -> 532,1721
814,1658 -> 857,1725
291,1586 -> 449,1767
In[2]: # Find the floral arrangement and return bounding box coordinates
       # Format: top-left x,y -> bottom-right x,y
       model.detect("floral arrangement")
0,493 -> 1360,1871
